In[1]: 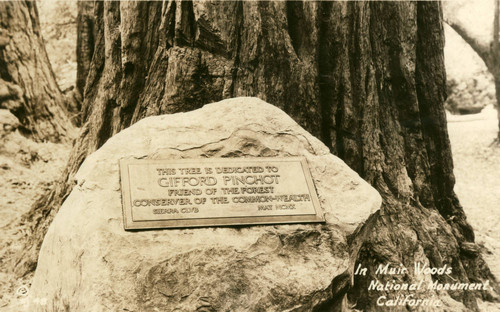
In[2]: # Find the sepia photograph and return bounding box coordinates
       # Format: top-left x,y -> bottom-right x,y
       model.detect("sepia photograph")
0,0 -> 499,311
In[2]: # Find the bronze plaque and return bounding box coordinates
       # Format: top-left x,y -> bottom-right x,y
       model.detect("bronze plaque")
119,157 -> 325,230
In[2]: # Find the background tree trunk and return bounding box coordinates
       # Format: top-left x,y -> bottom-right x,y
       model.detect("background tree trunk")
17,1 -> 498,310
444,0 -> 500,142
76,1 -> 95,102
0,1 -> 74,142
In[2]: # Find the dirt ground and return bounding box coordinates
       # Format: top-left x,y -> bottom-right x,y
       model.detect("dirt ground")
447,105 -> 500,311
0,130 -> 71,311
448,106 -> 500,277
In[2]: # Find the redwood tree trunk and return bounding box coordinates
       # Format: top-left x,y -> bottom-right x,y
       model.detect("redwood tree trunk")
17,1 -> 497,310
0,1 -> 74,142
76,0 -> 95,99
496,77 -> 500,141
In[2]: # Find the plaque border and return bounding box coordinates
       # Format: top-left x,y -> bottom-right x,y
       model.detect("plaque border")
119,157 -> 325,230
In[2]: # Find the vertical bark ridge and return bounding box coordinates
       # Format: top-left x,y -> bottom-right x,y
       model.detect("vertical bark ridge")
117,1 -> 149,130
174,0 -> 196,46
496,77 -> 500,141
86,0 -> 122,152
81,1 -> 105,121
229,1 -> 243,99
318,1 -> 336,154
76,1 -> 95,99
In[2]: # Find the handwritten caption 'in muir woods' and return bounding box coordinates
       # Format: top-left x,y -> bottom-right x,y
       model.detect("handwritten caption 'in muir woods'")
354,262 -> 493,307
119,157 -> 324,229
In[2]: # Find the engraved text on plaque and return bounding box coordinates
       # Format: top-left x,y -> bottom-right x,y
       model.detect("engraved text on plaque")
119,157 -> 324,229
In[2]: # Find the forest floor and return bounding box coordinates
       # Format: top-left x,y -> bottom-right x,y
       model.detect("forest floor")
0,107 -> 499,310
0,130 -> 71,311
447,105 -> 500,311
447,105 -> 500,277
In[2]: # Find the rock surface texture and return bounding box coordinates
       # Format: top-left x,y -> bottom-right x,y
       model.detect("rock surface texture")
29,98 -> 380,311
0,109 -> 19,135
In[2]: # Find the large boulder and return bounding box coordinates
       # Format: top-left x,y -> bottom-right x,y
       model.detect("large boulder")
29,97 -> 381,311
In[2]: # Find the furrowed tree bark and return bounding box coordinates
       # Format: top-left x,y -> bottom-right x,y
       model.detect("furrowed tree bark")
0,1 -> 74,142
76,1 -> 95,101
17,1 -> 498,310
